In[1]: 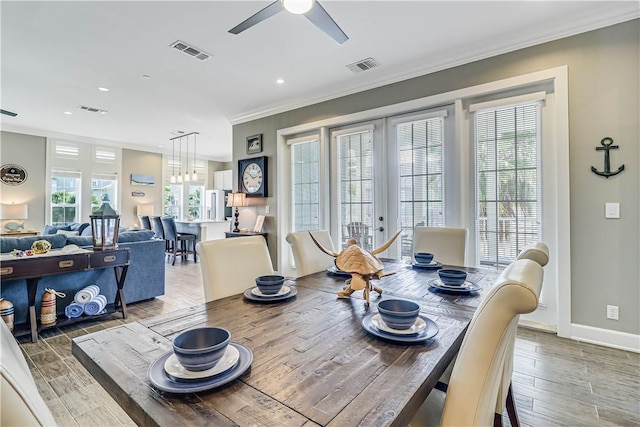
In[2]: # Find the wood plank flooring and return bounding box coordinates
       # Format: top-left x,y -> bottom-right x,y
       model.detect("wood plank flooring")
16,261 -> 640,426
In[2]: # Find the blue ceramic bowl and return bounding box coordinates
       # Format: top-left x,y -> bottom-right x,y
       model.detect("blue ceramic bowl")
414,252 -> 434,264
377,299 -> 421,330
438,269 -> 467,286
255,275 -> 285,295
173,327 -> 230,371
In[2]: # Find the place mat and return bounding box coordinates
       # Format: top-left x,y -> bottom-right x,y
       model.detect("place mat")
361,313 -> 438,344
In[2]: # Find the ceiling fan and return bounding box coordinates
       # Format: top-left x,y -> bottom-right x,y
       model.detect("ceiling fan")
229,0 -> 348,45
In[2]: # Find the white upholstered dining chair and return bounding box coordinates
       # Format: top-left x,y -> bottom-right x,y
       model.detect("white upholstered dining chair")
413,227 -> 468,266
285,230 -> 336,278
1,320 -> 57,426
196,236 -> 274,302
492,241 -> 549,426
433,241 -> 550,426
411,258 -> 544,427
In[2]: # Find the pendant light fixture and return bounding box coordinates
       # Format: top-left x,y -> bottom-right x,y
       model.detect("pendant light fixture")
170,138 -> 176,183
191,132 -> 198,181
184,134 -> 190,182
176,136 -> 183,183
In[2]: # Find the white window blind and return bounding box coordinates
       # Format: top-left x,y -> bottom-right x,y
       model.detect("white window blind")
291,137 -> 320,232
336,129 -> 374,250
475,102 -> 542,268
397,115 -> 445,258
54,142 -> 79,160
93,147 -> 116,163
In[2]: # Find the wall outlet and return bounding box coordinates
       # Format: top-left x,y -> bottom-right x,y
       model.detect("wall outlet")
606,305 -> 619,320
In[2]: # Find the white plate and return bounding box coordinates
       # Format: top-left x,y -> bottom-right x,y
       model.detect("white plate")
251,285 -> 291,297
164,345 -> 240,381
433,278 -> 474,289
371,313 -> 427,335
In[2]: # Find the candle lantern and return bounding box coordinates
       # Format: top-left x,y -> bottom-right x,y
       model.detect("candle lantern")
90,194 -> 120,251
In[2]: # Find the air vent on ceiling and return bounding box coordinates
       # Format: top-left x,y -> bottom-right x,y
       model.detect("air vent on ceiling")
78,105 -> 108,114
170,40 -> 211,61
346,57 -> 378,73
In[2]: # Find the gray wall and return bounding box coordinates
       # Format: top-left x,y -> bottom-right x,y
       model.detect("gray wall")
232,20 -> 639,334
0,131 -> 47,231
121,148 -> 164,228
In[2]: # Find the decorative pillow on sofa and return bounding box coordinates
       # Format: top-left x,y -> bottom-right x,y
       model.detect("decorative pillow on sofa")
0,234 -> 67,253
69,222 -> 90,234
56,229 -> 80,236
42,225 -> 71,235
65,236 -> 94,247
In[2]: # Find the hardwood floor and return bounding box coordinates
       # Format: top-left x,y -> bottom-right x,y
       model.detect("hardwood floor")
17,261 -> 640,426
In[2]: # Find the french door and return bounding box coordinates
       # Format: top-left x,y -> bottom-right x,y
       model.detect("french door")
329,120 -> 387,253
329,107 -> 455,257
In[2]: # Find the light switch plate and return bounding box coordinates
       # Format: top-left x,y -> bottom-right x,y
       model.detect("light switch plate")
605,202 -> 620,219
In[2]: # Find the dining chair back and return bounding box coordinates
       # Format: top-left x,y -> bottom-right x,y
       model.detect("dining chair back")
196,236 -> 274,302
492,241 -> 549,426
411,258 -> 543,427
516,241 -> 549,266
345,222 -> 372,250
139,215 -> 152,230
285,230 -> 336,277
1,320 -> 57,426
150,216 -> 164,240
413,226 -> 468,266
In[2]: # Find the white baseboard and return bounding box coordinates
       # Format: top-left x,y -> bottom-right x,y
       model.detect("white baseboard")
570,323 -> 640,353
519,319 -> 557,333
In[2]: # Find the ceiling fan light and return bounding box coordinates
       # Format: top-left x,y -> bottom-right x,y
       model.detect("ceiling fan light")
282,0 -> 313,14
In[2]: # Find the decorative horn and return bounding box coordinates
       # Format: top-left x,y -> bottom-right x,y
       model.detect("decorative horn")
308,232 -> 338,258
370,230 -> 402,255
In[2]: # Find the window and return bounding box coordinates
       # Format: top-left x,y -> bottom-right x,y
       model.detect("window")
91,173 -> 117,212
291,137 -> 320,231
474,103 -> 541,267
336,129 -> 375,250
188,185 -> 203,219
164,184 -> 182,219
51,171 -> 81,225
397,115 -> 445,258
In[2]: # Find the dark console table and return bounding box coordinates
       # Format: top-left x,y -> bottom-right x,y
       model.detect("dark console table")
0,248 -> 130,342
224,231 -> 267,240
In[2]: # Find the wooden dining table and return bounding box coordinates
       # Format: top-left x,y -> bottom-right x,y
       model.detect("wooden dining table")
72,259 -> 499,427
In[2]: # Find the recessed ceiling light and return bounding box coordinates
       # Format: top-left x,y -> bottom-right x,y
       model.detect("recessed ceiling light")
276,78 -> 285,84
64,111 -> 72,115
98,87 -> 110,92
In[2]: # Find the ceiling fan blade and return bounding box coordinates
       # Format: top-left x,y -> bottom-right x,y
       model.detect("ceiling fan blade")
1,109 -> 17,117
304,1 -> 348,44
228,1 -> 284,35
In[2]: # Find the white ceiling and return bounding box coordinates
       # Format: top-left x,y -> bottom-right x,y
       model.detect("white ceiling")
1,1 -> 638,162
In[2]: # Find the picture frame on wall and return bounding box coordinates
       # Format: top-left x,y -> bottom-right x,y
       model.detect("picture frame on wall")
254,215 -> 265,233
246,134 -> 263,155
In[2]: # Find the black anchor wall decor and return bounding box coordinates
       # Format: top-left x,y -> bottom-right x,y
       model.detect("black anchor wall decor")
591,137 -> 625,179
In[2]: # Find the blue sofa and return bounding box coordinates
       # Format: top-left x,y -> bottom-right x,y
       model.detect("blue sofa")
0,230 -> 165,325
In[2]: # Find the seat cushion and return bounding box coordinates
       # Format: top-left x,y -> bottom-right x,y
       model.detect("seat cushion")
42,224 -> 71,235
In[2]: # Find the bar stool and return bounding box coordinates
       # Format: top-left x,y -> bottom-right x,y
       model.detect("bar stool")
161,217 -> 197,265
139,215 -> 152,230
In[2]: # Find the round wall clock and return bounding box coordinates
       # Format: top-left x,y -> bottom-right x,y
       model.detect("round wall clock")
239,156 -> 268,197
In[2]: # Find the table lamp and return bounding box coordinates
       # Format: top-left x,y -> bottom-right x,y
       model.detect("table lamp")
226,193 -> 246,232
0,203 -> 28,232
